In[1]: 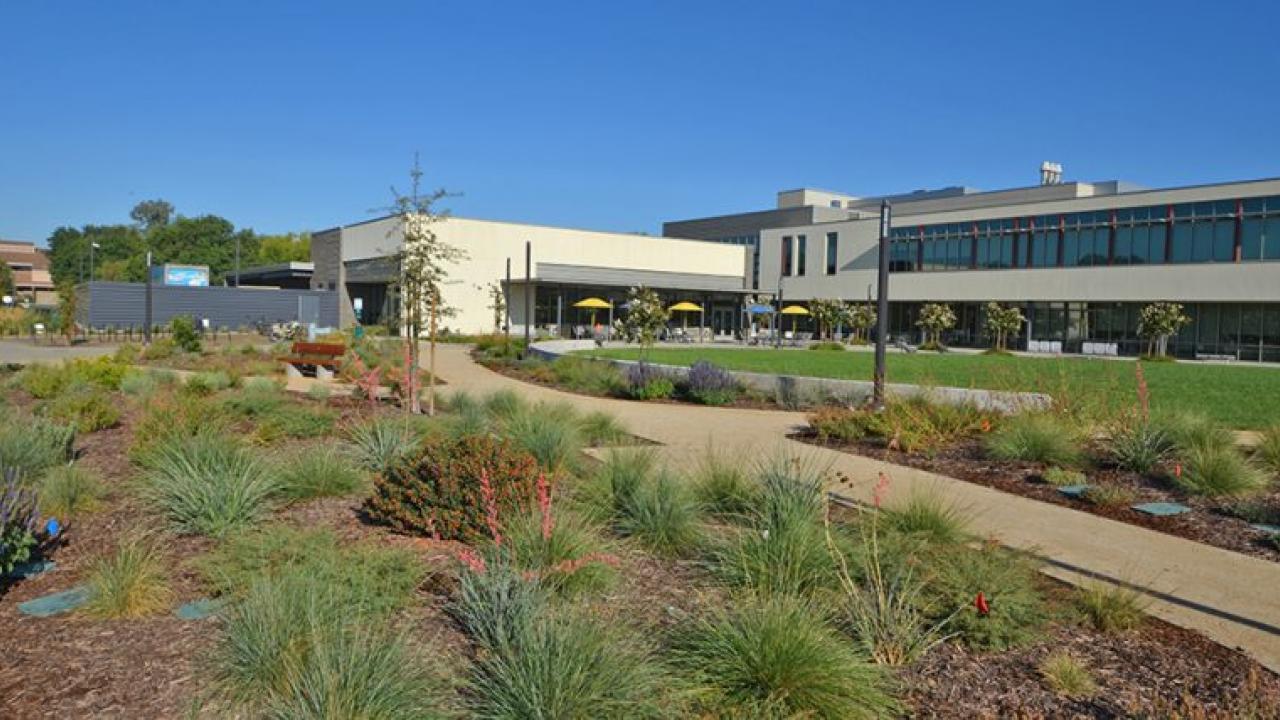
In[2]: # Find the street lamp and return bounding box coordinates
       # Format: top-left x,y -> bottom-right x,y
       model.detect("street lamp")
89,241 -> 101,283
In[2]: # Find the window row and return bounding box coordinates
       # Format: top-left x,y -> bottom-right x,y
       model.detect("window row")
782,232 -> 841,277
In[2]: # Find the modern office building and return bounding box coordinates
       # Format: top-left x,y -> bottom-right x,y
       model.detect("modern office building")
668,174 -> 1280,361
310,215 -> 750,336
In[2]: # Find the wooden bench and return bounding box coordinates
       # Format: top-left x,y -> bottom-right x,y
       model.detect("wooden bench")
278,342 -> 346,380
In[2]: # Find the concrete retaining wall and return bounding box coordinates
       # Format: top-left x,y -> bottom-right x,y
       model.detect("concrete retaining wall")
528,340 -> 1051,414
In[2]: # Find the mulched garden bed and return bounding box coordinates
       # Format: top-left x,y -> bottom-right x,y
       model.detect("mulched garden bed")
795,432 -> 1280,563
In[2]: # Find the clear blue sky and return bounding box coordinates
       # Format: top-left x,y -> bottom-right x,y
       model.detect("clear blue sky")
2,0 -> 1277,244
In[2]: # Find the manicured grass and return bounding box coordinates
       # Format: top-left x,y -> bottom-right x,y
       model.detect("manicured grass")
581,347 -> 1280,428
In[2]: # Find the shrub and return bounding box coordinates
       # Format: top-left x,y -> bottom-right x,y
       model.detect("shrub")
683,360 -> 740,405
548,356 -> 624,395
810,406 -> 872,443
808,341 -> 846,351
985,413 -> 1082,466
119,369 -> 159,398
577,410 -> 628,446
882,487 -> 970,545
482,388 -> 528,421
38,465 -> 104,517
20,363 -> 69,399
1104,421 -> 1173,475
1173,444 -> 1269,497
503,509 -> 618,596
1041,467 -> 1086,487
923,544 -> 1047,651
1154,410 -> 1233,454
623,362 -> 675,400
692,450 -> 760,519
466,603 -> 671,719
366,433 -> 539,543
253,405 -> 336,443
612,470 -> 701,557
0,472 -> 41,575
503,404 -> 583,473
305,383 -> 331,402
84,534 -> 173,618
811,398 -> 987,454
141,337 -> 177,360
185,370 -> 234,395
276,446 -> 366,501
171,315 -> 202,353
708,459 -> 837,596
137,433 -> 281,537
671,595 -> 900,719
47,384 -> 121,432
343,417 -> 424,477
1076,583 -> 1148,633
1253,425 -> 1280,478
197,526 -> 423,616
1082,483 -> 1139,507
222,382 -> 288,417
1038,652 -> 1097,699
0,415 -> 75,475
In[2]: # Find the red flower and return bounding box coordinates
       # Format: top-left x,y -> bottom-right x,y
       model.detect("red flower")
1174,463 -> 1183,479
974,591 -> 990,616
980,418 -> 992,433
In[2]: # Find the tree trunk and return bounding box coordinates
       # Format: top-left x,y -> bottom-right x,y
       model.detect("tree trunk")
427,291 -> 438,417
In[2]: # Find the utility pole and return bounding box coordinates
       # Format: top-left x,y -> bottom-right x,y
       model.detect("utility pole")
427,290 -> 437,416
523,241 -> 532,350
775,269 -> 783,349
89,242 -> 99,282
144,251 -> 153,345
873,200 -> 892,410
504,257 -> 511,339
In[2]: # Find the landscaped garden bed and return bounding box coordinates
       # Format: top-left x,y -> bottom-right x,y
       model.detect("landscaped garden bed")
2,353 -> 1278,718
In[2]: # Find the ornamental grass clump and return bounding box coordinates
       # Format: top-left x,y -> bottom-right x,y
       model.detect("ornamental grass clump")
502,403 -> 584,474
612,469 -> 702,558
1154,410 -> 1234,455
1038,652 -> 1098,699
1076,582 -> 1148,633
38,464 -> 104,517
985,412 -> 1083,466
623,361 -> 675,400
692,449 -> 760,519
1173,444 -> 1269,497
1041,467 -> 1087,487
137,433 -> 281,538
84,534 -> 173,619
1252,425 -> 1280,478
275,445 -> 366,501
342,417 -> 424,477
708,457 -> 837,597
548,356 -> 624,396
366,433 -> 539,543
47,383 -> 121,432
1104,421 -> 1173,475
671,594 -> 900,719
0,415 -> 75,475
682,360 -> 740,405
576,410 -> 628,447
881,486 -> 971,545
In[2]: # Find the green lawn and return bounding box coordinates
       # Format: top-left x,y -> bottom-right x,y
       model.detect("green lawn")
581,347 -> 1280,429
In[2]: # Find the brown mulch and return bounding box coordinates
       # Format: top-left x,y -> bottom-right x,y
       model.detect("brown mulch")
798,433 -> 1280,562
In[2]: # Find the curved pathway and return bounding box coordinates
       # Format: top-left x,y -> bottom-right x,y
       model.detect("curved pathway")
435,343 -> 1280,672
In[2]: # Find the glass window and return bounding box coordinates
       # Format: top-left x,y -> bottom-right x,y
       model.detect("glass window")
781,236 -> 792,276
1170,223 -> 1193,263
1000,235 -> 1014,268
797,235 -> 807,275
1076,227 -> 1095,265
1131,225 -> 1150,264
1215,200 -> 1236,217
977,237 -> 991,268
1192,221 -> 1214,262
1243,198 -> 1265,215
825,232 -> 838,275
959,236 -> 973,268
1243,218 -> 1264,260
1063,229 -> 1079,267
1212,219 -> 1235,262
1266,218 -> 1280,261
1149,220 -> 1168,262
1173,203 -> 1193,219
1114,226 -> 1133,265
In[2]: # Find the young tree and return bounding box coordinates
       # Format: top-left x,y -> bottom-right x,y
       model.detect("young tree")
915,303 -> 956,349
846,303 -> 877,344
388,157 -> 466,415
486,281 -> 506,333
56,282 -> 78,343
807,298 -> 845,340
983,302 -> 1026,352
1138,301 -> 1191,358
616,286 -> 668,358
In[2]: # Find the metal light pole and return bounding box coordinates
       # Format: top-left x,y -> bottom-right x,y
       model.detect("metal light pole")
873,200 -> 892,410
144,251 -> 153,345
775,269 -> 783,349
89,242 -> 100,282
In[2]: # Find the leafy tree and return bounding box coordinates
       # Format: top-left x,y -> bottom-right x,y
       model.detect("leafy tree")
388,157 -> 466,415
1138,302 -> 1191,358
56,282 -> 79,342
617,286 -> 668,357
130,199 -> 174,231
0,261 -> 14,298
148,215 -> 258,284
916,303 -> 956,349
46,225 -> 146,285
983,302 -> 1025,352
846,304 -> 876,344
255,232 -> 311,265
807,299 -> 845,341
486,281 -> 506,332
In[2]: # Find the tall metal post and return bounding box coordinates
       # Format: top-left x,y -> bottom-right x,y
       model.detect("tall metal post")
873,200 -> 892,410
144,251 -> 153,345
523,241 -> 532,350
504,257 -> 511,338
234,235 -> 241,287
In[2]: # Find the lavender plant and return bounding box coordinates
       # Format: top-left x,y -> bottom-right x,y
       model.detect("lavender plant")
1,470 -> 41,575
623,362 -> 674,400
683,361 -> 740,406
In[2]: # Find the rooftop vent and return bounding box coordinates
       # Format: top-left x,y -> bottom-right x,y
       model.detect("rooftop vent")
1040,161 -> 1064,186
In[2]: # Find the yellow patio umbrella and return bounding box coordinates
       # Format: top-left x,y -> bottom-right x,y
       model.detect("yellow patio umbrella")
668,301 -> 704,337
573,297 -> 612,327
780,304 -> 810,335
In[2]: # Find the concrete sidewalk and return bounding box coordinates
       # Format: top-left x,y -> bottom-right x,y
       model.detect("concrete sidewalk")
434,343 -> 1280,672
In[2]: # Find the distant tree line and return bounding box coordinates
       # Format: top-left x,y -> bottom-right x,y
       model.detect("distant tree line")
46,199 -> 310,286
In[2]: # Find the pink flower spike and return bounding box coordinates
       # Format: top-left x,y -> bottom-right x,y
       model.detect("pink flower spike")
456,547 -> 487,575
479,468 -> 503,547
537,472 -> 554,540
872,471 -> 891,509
